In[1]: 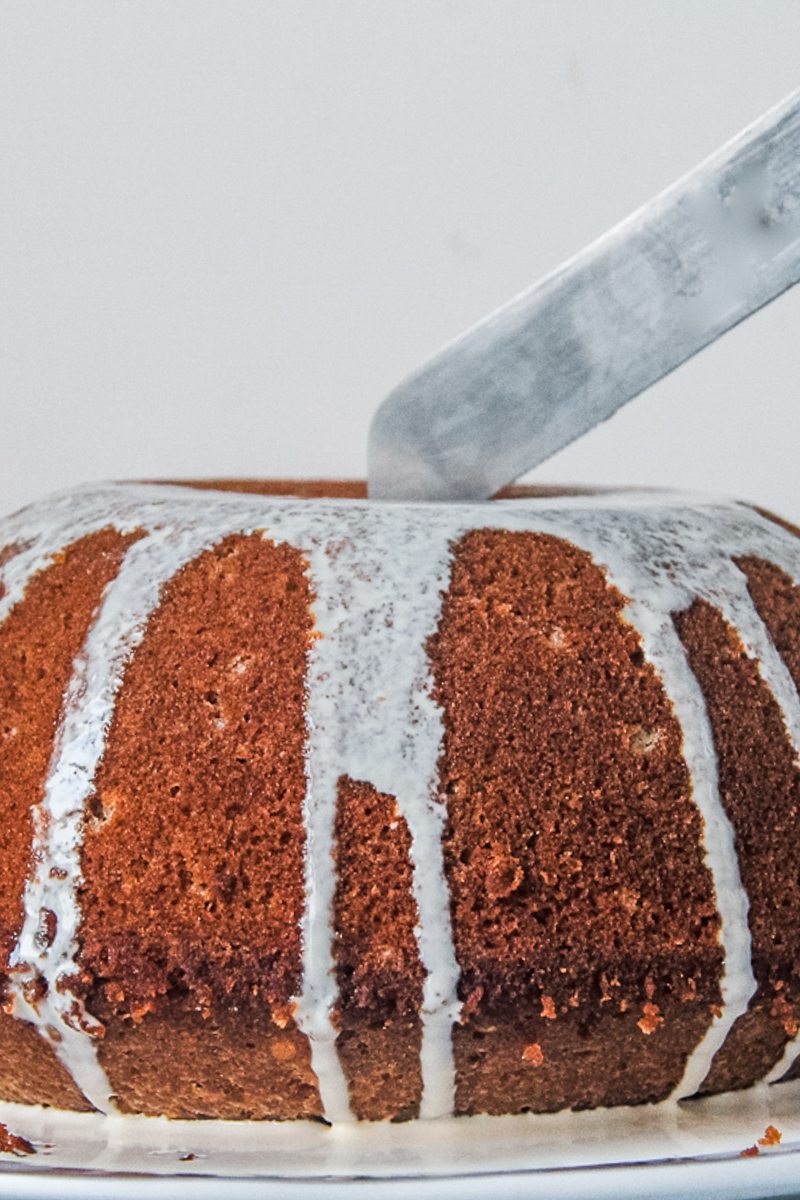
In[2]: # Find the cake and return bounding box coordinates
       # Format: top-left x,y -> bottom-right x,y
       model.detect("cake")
1,478 -> 800,1123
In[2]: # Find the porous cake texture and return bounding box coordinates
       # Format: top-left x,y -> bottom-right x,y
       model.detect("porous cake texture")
430,531 -> 721,1114
1,480 -> 800,1123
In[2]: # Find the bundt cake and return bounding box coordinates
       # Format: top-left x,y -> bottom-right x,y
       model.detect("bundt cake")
1,478 -> 800,1124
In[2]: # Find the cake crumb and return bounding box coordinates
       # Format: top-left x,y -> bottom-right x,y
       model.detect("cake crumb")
637,1003 -> 663,1035
272,1004 -> 292,1030
770,991 -> 799,1038
270,1037 -> 296,1062
522,1043 -> 544,1067
485,854 -> 523,899
0,1123 -> 34,1157
758,1124 -> 782,1147
460,986 -> 484,1022
540,994 -> 557,1020
130,999 -> 156,1024
741,1125 -> 782,1158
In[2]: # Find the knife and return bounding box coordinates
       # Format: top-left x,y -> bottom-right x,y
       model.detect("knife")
367,87 -> 800,502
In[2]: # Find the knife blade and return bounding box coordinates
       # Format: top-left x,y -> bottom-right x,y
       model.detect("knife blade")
368,87 -> 800,501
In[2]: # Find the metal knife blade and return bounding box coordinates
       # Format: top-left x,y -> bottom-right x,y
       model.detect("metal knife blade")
368,88 -> 800,501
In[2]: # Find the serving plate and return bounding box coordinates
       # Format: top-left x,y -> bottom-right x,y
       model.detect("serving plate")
2,1080 -> 799,1199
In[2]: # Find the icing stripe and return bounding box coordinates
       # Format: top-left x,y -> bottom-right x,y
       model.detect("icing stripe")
293,518 -> 461,1121
720,564 -> 800,767
7,526 -> 222,1111
718,563 -> 800,1086
527,528 -> 754,1101
649,619 -> 754,1098
767,1024 -> 800,1085
687,562 -> 800,1088
528,514 -> 800,1099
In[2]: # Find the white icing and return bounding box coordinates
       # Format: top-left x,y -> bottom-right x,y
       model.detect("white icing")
719,562 -> 800,767
6,526 -> 230,1111
293,514 -> 460,1120
719,561 -> 800,1087
3,1080 -> 800,1180
476,508 -> 754,1099
2,482 -> 800,1121
766,1026 -> 800,1085
614,615 -> 750,1101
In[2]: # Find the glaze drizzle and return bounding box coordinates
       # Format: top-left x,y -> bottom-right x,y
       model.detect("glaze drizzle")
2,483 -> 800,1120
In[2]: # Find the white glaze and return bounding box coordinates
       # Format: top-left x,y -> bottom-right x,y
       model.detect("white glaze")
293,514 -> 460,1120
6,526 -> 236,1111
766,1021 -> 800,1084
719,565 -> 800,1087
2,482 -> 800,1121
2,1080 -> 800,1180
483,507 -> 753,1099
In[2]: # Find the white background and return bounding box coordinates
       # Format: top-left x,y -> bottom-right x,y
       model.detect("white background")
1,1 -> 799,519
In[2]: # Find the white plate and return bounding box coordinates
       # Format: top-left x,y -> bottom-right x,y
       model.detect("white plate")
2,1081 -> 800,1199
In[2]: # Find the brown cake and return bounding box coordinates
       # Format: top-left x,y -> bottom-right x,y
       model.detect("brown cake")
1,478 -> 800,1123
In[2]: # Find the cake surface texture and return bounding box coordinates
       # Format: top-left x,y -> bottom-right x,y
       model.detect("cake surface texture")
1,479 -> 800,1123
